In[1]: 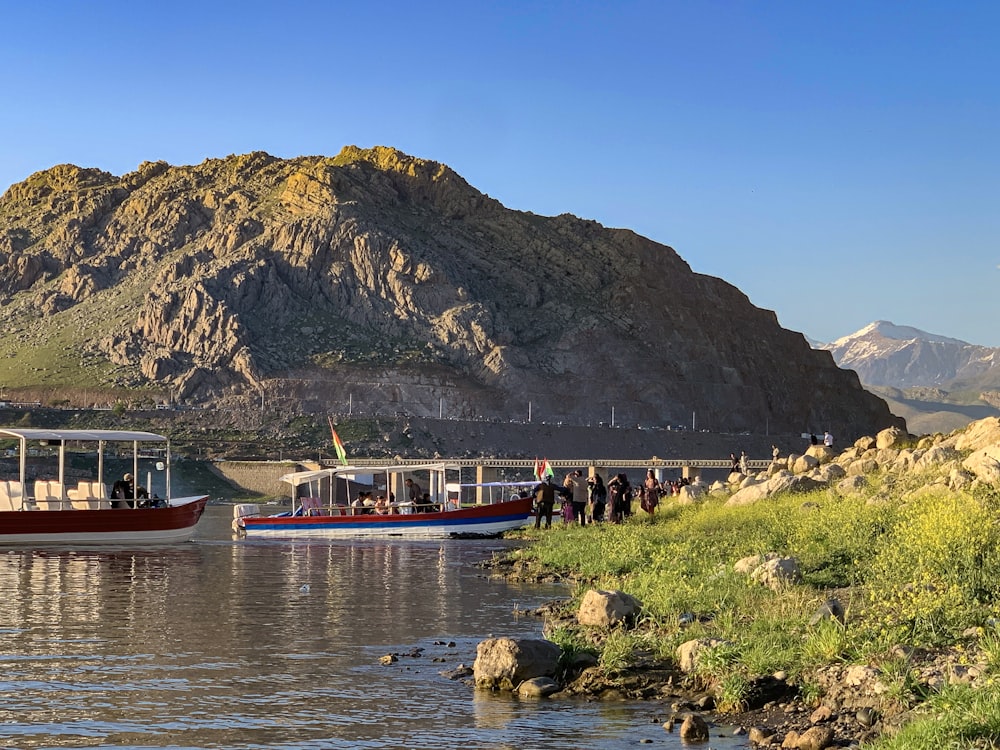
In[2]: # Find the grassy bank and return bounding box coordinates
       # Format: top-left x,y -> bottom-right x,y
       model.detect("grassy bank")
505,478 -> 1000,748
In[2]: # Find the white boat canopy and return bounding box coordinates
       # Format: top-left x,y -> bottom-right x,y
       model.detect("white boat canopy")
278,469 -> 340,487
0,428 -> 168,442
333,462 -> 462,475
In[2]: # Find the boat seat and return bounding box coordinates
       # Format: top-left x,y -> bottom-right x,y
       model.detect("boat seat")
0,482 -> 15,512
35,480 -> 71,511
68,481 -> 111,510
7,481 -> 24,511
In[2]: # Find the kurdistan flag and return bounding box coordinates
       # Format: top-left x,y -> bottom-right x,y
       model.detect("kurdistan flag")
328,417 -> 348,466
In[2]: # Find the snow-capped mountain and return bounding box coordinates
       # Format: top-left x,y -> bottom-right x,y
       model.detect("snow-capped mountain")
820,321 -> 1000,389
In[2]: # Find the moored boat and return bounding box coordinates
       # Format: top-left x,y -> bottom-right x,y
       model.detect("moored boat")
235,463 -> 534,539
0,428 -> 209,545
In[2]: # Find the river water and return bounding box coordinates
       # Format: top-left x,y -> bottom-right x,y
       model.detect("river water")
0,506 -> 749,749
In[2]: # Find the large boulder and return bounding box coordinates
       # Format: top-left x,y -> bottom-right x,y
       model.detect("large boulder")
854,435 -> 876,452
577,589 -> 642,628
677,483 -> 706,503
876,426 -> 909,450
963,446 -> 1000,485
916,445 -> 959,469
474,638 -> 562,691
751,556 -> 802,591
805,445 -> 836,465
955,417 -> 1000,452
792,454 -> 820,474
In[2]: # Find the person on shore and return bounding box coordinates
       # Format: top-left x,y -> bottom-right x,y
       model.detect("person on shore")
641,469 -> 660,517
568,470 -> 589,525
730,453 -> 740,473
810,433 -> 818,446
607,473 -> 628,523
587,473 -> 607,522
823,431 -> 834,449
533,477 -> 556,530
772,444 -> 780,462
739,451 -> 749,476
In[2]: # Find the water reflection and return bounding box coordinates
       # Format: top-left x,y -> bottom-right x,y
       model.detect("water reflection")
0,507 -> 749,749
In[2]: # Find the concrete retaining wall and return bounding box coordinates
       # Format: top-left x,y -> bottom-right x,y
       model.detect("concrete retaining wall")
211,460 -> 306,498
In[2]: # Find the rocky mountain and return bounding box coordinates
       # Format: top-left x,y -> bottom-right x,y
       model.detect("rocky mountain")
0,146 -> 901,441
819,321 -> 1000,434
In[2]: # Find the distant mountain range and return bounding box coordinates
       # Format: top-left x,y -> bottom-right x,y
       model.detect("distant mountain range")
818,321 -> 1000,434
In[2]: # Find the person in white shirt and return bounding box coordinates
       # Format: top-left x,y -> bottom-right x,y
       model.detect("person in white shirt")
823,431 -> 834,448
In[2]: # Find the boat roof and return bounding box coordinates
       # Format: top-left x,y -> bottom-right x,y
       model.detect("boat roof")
336,462 -> 461,475
460,481 -> 538,488
279,468 -> 339,487
0,428 -> 168,442
279,463 -> 461,487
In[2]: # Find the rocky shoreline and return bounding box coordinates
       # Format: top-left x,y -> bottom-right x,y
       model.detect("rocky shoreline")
489,578 -> 878,749
465,556 -> 991,749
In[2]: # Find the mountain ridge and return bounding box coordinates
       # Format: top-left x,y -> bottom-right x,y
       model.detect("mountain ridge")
0,146 -> 900,442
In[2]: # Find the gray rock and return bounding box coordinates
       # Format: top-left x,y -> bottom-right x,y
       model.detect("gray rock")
473,637 -> 561,691
516,676 -> 560,697
679,713 -> 709,742
577,589 -> 642,628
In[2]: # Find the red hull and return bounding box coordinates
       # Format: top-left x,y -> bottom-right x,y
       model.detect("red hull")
0,496 -> 209,545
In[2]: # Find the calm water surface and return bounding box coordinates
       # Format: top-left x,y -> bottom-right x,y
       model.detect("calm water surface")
0,506 -> 749,749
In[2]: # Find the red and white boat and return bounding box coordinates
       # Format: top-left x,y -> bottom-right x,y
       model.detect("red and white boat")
235,463 -> 534,540
0,428 -> 209,545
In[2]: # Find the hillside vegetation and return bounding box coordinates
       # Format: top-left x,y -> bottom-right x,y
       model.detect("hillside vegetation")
501,417 -> 1000,748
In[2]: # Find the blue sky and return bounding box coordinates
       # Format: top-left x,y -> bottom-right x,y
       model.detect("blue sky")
3,1 -> 998,346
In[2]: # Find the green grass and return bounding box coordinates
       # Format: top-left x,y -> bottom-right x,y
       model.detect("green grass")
509,479 -> 1000,743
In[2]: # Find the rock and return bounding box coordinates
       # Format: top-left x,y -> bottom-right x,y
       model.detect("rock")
856,707 -> 879,727
782,730 -> 801,748
577,589 -> 642,628
796,725 -> 835,749
875,426 -> 908,449
748,726 -> 774,744
963,445 -> 1000,485
955,417 -> 1000,452
792,454 -> 820,474
734,552 -> 777,575
679,713 -> 709,742
473,637 -> 561,690
439,664 -> 473,680
808,599 -> 845,627
809,705 -> 833,723
751,556 -> 802,591
676,638 -> 727,673
854,435 -> 876,452
805,445 -> 836,464
834,476 -> 864,495
516,676 -> 560,697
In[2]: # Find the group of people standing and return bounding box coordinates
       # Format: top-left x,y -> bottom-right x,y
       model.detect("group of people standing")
532,468 -> 687,529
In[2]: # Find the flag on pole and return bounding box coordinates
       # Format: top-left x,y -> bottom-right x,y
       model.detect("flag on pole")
541,458 -> 554,479
328,417 -> 348,466
533,458 -> 542,481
